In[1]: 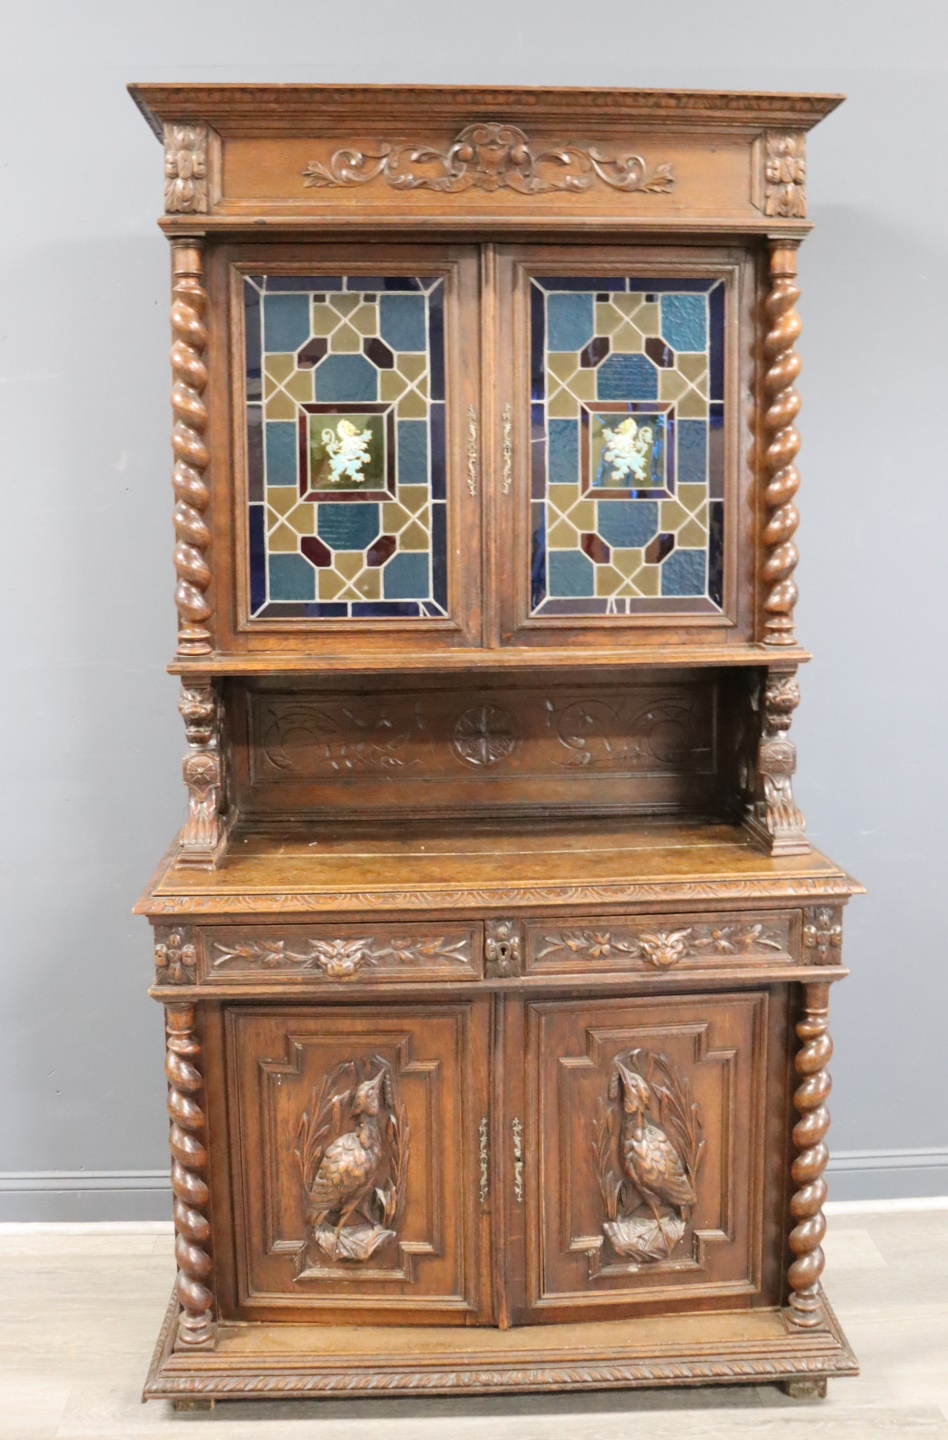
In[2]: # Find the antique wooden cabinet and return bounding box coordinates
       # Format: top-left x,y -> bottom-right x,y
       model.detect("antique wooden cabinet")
130,84 -> 861,1408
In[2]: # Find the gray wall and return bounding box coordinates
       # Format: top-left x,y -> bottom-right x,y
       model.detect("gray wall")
1,2 -> 945,1219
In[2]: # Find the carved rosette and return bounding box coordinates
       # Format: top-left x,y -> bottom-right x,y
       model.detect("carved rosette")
761,243 -> 802,647
178,682 -> 226,867
302,122 -> 674,196
803,907 -> 844,964
788,982 -> 832,1328
763,132 -> 807,218
163,124 -> 209,214
745,668 -> 807,856
154,927 -> 197,985
171,241 -> 212,657
165,1004 -> 215,1348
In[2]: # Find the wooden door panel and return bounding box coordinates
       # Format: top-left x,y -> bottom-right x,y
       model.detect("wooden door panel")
208,242 -> 483,656
223,1002 -> 491,1324
515,989 -> 789,1323
490,244 -> 755,651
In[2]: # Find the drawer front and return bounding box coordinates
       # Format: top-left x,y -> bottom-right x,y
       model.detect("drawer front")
523,910 -> 796,976
199,922 -> 482,985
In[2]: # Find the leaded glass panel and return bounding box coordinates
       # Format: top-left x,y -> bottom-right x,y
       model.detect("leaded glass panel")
529,276 -> 725,617
245,275 -> 447,620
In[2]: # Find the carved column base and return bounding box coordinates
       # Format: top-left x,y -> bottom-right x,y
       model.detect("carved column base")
744,805 -> 809,858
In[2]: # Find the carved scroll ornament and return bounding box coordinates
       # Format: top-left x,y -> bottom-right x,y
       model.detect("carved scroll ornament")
302,122 -> 674,196
295,1056 -> 409,1268
594,1049 -> 703,1264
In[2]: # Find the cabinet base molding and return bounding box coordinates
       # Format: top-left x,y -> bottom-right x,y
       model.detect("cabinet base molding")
144,1289 -> 857,1402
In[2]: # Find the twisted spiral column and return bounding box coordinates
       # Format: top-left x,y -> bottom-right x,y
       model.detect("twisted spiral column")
171,241 -> 212,657
787,981 -> 832,1327
761,242 -> 802,647
165,1004 -> 215,1348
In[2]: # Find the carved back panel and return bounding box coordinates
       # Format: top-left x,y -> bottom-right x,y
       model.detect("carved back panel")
230,671 -> 742,819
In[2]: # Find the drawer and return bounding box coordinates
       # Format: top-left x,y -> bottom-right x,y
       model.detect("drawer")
195,921 -> 482,985
523,910 -> 797,976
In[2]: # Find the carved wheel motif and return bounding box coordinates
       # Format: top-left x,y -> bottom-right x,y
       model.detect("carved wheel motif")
452,705 -> 519,767
302,123 -> 674,197
295,1055 -> 409,1270
594,1049 -> 704,1265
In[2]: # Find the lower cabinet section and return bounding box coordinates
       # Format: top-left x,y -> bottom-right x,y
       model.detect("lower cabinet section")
220,1002 -> 493,1325
208,985 -> 792,1332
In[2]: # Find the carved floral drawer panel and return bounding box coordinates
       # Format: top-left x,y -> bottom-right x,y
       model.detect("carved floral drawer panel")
522,910 -> 798,975
191,922 -> 482,984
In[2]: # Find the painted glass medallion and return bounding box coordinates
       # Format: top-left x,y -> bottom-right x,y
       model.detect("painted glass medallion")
244,275 -> 448,620
529,277 -> 725,617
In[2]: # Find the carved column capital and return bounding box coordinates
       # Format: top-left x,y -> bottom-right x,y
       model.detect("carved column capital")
745,666 -> 808,856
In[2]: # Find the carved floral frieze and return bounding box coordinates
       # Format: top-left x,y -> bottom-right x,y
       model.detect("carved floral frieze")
302,123 -> 674,197
536,919 -> 787,969
211,932 -> 471,978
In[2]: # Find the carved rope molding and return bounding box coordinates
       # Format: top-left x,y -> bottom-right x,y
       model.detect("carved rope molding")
165,1004 -> 215,1349
210,932 -> 471,978
788,981 -> 832,1328
761,242 -> 802,646
171,242 -> 212,657
178,682 -> 226,866
302,123 -> 674,196
164,124 -> 209,214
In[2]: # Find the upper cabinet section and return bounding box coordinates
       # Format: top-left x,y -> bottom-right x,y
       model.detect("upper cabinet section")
134,86 -> 841,671
132,85 -> 841,234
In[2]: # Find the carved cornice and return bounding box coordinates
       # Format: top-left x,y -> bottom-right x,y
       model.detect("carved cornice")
164,124 -> 208,214
143,874 -> 860,917
302,124 -> 674,197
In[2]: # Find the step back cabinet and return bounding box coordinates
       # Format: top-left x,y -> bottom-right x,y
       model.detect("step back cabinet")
132,84 -> 860,1408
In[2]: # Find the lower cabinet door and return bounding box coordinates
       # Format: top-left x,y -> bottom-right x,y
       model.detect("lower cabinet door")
508,989 -> 791,1323
221,1001 -> 492,1324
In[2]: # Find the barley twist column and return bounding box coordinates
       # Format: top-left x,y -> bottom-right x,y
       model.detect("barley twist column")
171,241 -> 212,657
787,981 -> 832,1327
165,1004 -> 215,1348
762,242 -> 802,646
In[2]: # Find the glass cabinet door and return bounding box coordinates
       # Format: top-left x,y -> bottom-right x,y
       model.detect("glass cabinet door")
221,245 -> 482,655
492,246 -> 753,650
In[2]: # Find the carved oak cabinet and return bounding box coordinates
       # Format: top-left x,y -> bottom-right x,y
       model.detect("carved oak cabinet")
131,84 -> 860,1408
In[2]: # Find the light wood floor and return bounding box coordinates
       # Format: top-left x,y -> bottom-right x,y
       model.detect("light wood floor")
2,1210 -> 947,1438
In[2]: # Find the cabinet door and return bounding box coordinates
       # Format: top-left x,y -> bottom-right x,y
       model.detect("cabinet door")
221,1001 -> 492,1324
505,989 -> 790,1324
491,244 -> 754,650
215,243 -> 482,655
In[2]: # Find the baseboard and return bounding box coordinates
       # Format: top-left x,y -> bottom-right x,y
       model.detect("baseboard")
1,1150 -> 946,1222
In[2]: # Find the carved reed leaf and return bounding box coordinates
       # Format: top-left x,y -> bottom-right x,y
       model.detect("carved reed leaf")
302,123 -> 674,197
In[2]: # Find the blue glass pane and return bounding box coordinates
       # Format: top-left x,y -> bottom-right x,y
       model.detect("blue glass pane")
247,405 -> 264,501
661,548 -> 707,597
249,503 -> 266,614
313,354 -> 378,402
384,552 -> 429,600
265,421 -> 297,487
548,550 -> 594,597
269,553 -> 315,601
547,292 -> 594,351
548,419 -> 579,486
677,420 -> 707,486
379,294 -> 427,351
661,294 -> 707,353
317,503 -> 380,551
597,353 -> 658,400
264,294 -> 311,352
397,421 -> 428,485
596,500 -> 659,550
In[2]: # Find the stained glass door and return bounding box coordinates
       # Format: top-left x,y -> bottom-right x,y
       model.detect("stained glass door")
493,247 -> 748,649
232,246 -> 481,653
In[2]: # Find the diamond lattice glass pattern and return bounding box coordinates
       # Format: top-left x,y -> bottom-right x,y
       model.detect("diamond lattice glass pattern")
529,277 -> 725,617
245,275 -> 447,619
